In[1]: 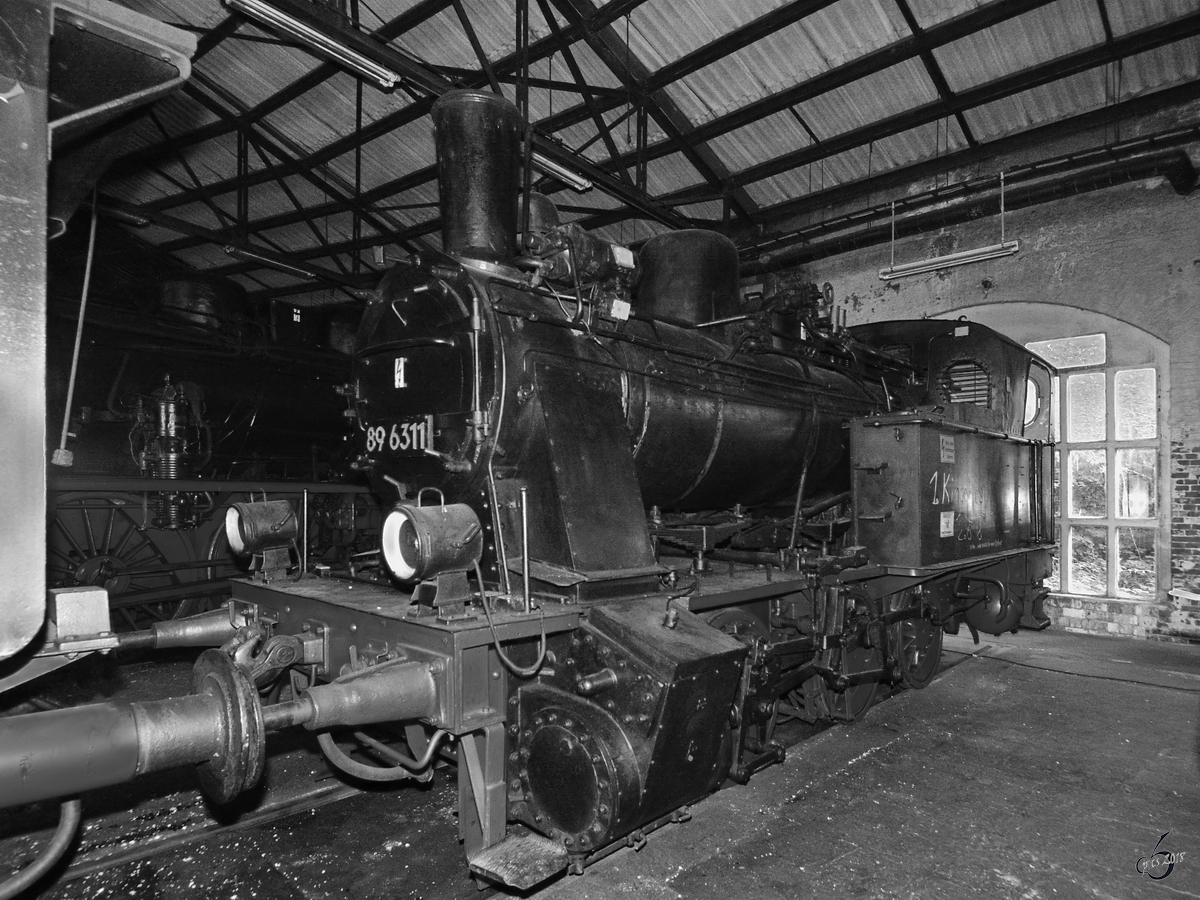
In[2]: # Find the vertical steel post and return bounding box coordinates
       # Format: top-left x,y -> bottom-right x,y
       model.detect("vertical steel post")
0,0 -> 51,659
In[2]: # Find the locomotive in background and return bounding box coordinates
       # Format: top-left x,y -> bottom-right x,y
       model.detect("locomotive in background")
0,89 -> 1055,891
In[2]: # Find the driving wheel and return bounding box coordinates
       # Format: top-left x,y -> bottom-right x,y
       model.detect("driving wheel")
889,590 -> 943,690
47,493 -> 198,631
705,607 -> 778,749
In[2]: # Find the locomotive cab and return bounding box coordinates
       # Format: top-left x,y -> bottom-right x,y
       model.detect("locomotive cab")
851,318 -> 1056,439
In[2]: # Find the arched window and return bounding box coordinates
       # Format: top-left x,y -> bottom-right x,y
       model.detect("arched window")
1028,334 -> 1160,597
942,304 -> 1169,603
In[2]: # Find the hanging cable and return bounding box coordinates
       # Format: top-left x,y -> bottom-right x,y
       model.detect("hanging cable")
52,190 -> 100,467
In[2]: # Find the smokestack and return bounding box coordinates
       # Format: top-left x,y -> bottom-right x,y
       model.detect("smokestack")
431,90 -> 520,265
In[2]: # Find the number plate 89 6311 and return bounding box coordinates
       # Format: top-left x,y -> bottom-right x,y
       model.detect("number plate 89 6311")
365,416 -> 433,454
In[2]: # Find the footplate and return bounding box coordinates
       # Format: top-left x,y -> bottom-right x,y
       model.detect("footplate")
468,828 -> 567,889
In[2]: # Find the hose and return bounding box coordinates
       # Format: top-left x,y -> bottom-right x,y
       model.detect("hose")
474,563 -> 546,677
0,798 -> 82,900
352,728 -> 448,771
317,732 -> 434,783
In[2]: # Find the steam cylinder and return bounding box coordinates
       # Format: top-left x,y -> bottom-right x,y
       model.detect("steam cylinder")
432,90 -> 520,264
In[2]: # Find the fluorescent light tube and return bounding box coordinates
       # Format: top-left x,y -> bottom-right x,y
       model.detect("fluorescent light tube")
225,245 -> 319,279
225,0 -> 401,89
530,151 -> 593,192
879,240 -> 1019,281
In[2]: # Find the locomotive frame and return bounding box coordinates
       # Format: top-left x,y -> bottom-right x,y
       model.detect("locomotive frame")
1,87 -> 1057,894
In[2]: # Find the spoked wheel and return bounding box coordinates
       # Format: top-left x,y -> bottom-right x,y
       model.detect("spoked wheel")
47,493 -> 200,631
785,634 -> 883,724
889,590 -> 943,690
705,607 -> 778,749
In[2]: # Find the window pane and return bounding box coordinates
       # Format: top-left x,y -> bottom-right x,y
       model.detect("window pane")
1068,450 -> 1106,518
1066,373 -> 1105,442
1115,368 -> 1156,439
1028,333 -> 1106,369
1116,449 -> 1157,518
1052,448 -> 1061,521
1069,526 -> 1108,595
1051,374 -> 1060,442
1117,527 -> 1155,598
1024,377 -> 1040,426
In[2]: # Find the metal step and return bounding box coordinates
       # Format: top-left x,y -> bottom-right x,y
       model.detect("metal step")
468,828 -> 568,889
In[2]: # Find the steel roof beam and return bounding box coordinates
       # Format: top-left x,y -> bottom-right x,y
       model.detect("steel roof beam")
574,12 -> 1200,226
178,69 -> 424,250
109,0 -> 454,179
536,0 -> 632,184
532,0 -> 1055,163
145,26 -> 689,233
893,0 -> 976,147
742,80 -> 1200,241
547,0 -> 756,223
244,131 -> 354,275
111,0 -> 650,180
718,12 -> 1200,191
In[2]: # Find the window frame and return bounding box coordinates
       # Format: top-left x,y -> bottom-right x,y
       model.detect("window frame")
1053,360 -> 1161,599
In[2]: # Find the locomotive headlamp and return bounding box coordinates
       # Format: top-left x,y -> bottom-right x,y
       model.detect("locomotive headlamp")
225,500 -> 299,555
381,502 -> 482,582
225,500 -> 301,583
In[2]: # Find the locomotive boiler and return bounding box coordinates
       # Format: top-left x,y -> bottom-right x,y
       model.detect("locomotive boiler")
1,89 -> 1056,892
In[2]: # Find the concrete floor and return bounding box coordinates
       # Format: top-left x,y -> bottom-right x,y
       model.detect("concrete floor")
534,629 -> 1200,900
5,629 -> 1198,899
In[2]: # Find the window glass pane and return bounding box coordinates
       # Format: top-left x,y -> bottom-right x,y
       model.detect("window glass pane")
1115,368 -> 1156,440
1066,373 -> 1105,442
1068,450 -> 1106,518
1117,527 -> 1155,598
1068,525 -> 1107,595
1116,448 -> 1157,518
1024,377 -> 1040,427
1027,333 -> 1106,369
1050,547 -> 1061,592
1051,374 -> 1060,442
1052,448 -> 1061,521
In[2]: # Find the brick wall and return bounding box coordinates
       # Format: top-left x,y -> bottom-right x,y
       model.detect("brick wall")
1168,438 -> 1200,641
1044,596 -> 1162,638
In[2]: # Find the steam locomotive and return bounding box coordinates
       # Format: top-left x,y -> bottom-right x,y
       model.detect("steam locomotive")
0,90 -> 1055,891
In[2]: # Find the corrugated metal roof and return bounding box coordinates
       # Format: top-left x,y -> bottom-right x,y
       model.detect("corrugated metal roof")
904,0 -> 989,30
625,0 -> 789,73
88,0 -> 1200,299
934,0 -> 1106,92
742,117 -> 970,208
1108,0 -> 1200,35
658,0 -> 911,126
